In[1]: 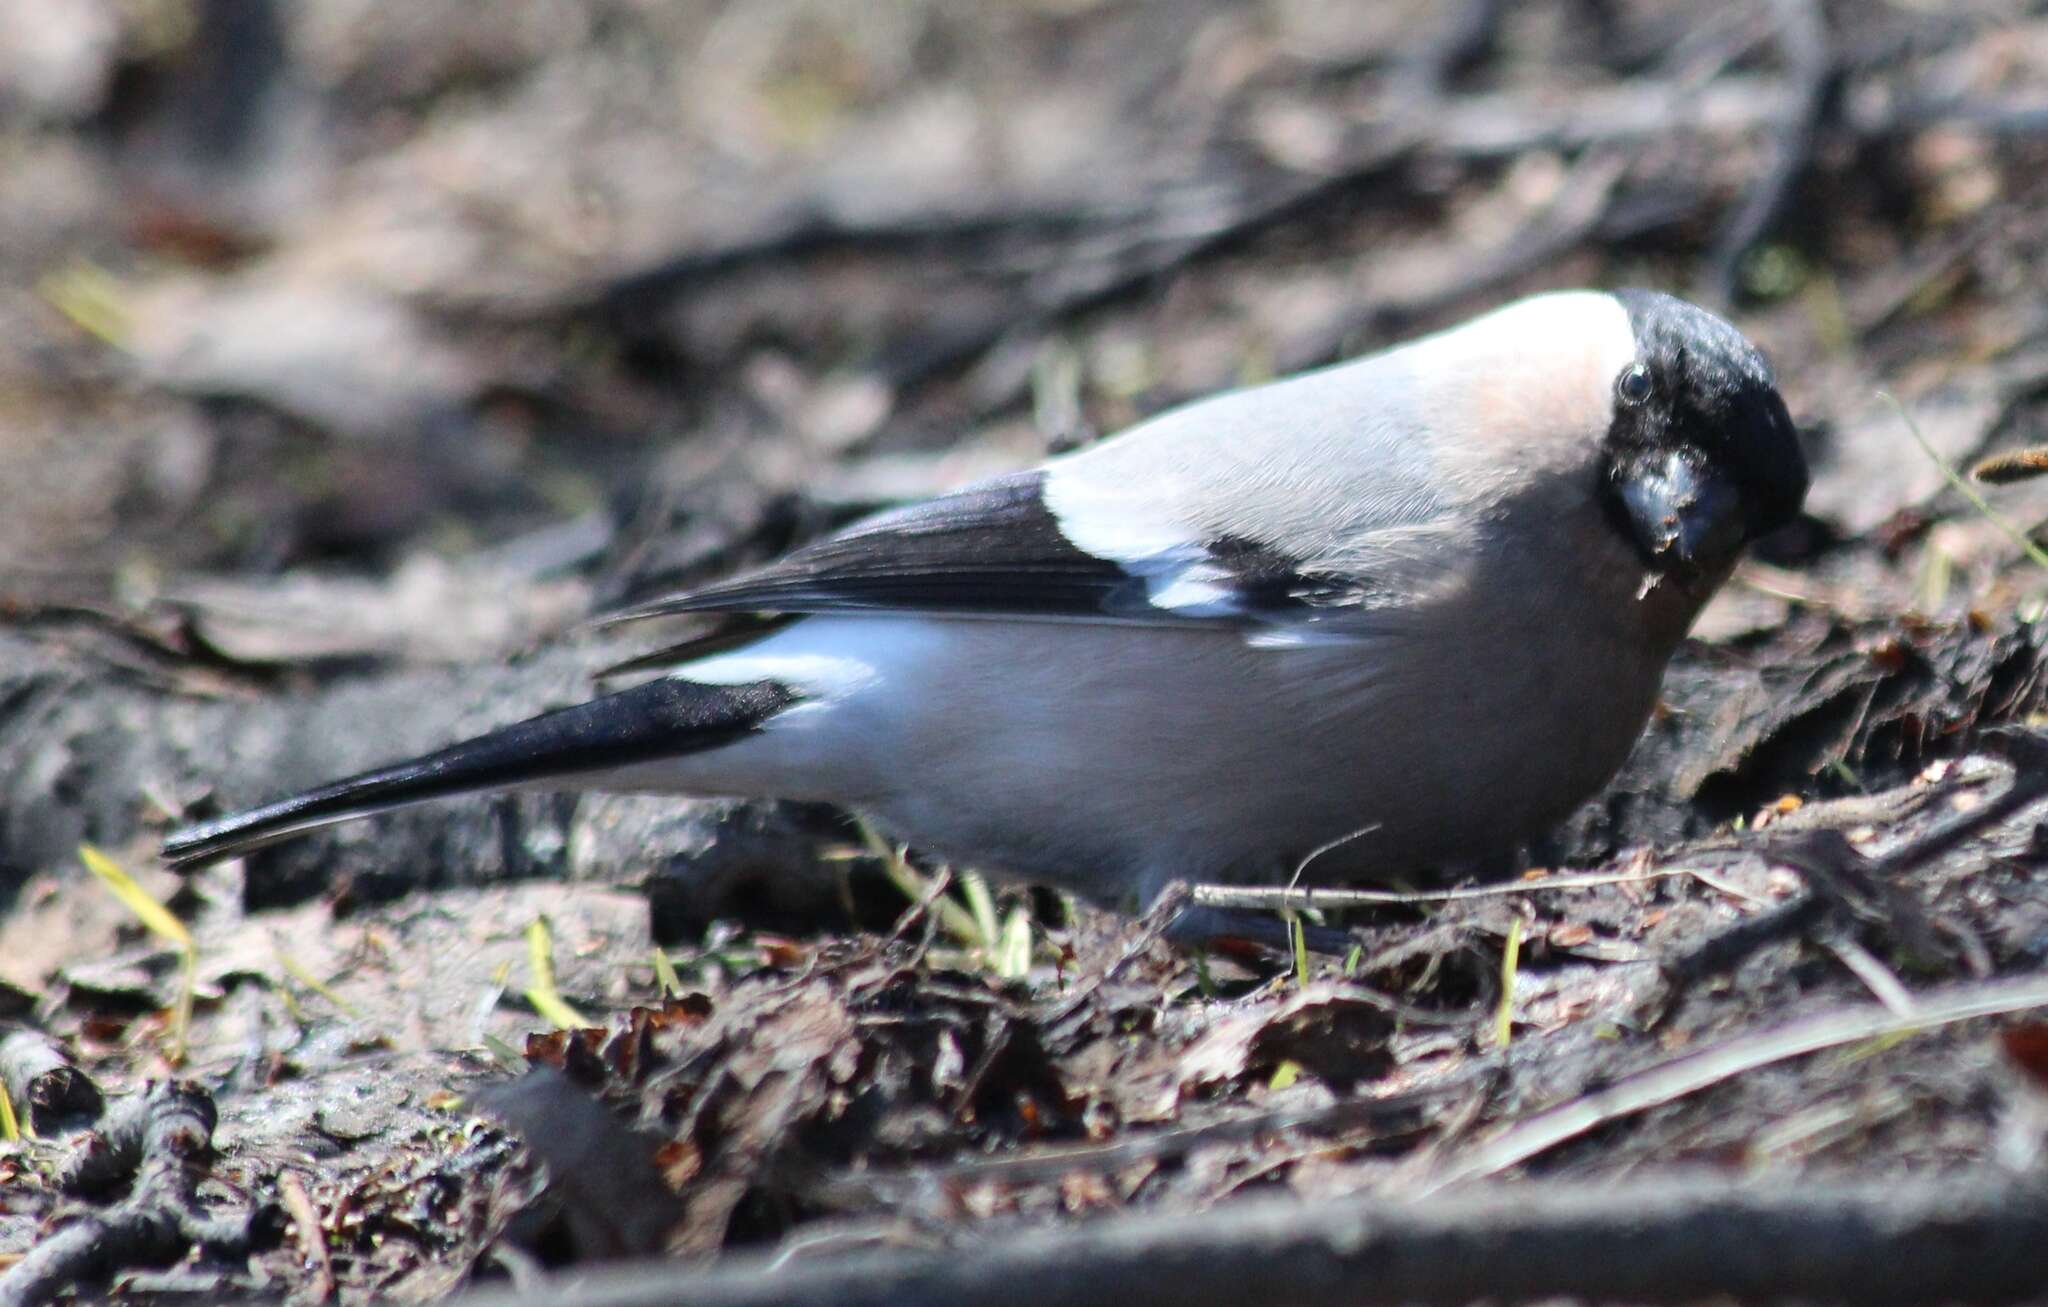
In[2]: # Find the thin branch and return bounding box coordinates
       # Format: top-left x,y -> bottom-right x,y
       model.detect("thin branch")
1421,971 -> 2048,1193
1191,864 -> 1700,911
1708,0 -> 1836,302
277,1172 -> 335,1304
1822,935 -> 1917,1017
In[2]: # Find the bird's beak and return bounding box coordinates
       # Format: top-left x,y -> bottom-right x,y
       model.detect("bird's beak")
1620,450 -> 1745,572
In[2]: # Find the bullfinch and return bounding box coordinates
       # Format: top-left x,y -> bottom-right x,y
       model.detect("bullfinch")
164,289 -> 1809,910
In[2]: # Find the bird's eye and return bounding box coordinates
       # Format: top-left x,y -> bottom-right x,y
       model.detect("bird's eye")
1616,364 -> 1653,406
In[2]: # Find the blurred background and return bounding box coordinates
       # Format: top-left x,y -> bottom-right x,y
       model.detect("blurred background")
2,0 -> 2047,907
10,9 -> 2048,1291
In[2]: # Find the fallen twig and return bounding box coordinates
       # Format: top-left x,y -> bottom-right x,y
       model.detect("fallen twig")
1190,864 -> 1699,911
1820,934 -> 1917,1016
56,1079 -> 215,1200
457,1172 -> 2048,1307
0,1081 -> 282,1307
1399,0 -> 1506,96
798,1069 -> 1485,1216
1708,0 -> 1837,302
1645,735 -> 2048,1015
276,1172 -> 335,1304
0,1030 -> 102,1135
1278,149 -> 1630,370
1422,971 -> 2048,1193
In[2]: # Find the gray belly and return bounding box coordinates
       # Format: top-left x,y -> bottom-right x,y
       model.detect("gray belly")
794,609 -> 1672,907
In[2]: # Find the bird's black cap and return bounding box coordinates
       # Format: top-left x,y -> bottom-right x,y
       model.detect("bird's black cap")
1610,288 -> 1809,541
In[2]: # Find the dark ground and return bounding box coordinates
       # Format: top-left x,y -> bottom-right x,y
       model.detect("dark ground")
3,1 -> 2048,1303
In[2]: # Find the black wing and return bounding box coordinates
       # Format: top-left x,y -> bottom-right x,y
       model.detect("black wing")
606,470 -> 1361,629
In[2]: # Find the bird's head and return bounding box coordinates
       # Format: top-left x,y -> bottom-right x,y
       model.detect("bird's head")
1598,289 -> 1809,586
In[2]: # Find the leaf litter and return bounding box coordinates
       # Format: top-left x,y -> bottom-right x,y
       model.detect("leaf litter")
4,3 -> 2048,1304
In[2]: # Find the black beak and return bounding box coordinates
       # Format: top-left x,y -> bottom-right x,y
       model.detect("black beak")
1620,450 -> 1746,572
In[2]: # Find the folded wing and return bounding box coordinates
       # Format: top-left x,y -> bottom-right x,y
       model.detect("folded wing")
612,469 -> 1378,633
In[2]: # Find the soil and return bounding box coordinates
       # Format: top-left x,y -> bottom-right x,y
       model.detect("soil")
2,2 -> 2047,1304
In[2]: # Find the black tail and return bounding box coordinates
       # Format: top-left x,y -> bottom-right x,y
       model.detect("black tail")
161,677 -> 800,872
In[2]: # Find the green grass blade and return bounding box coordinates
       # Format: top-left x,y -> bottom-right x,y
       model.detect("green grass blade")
79,844 -> 190,948
1495,918 -> 1524,1049
523,917 -> 590,1030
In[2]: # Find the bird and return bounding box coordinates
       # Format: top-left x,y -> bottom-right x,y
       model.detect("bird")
162,289 -> 1808,915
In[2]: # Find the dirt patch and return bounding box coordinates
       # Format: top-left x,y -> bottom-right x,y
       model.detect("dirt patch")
3,2 -> 2048,1304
